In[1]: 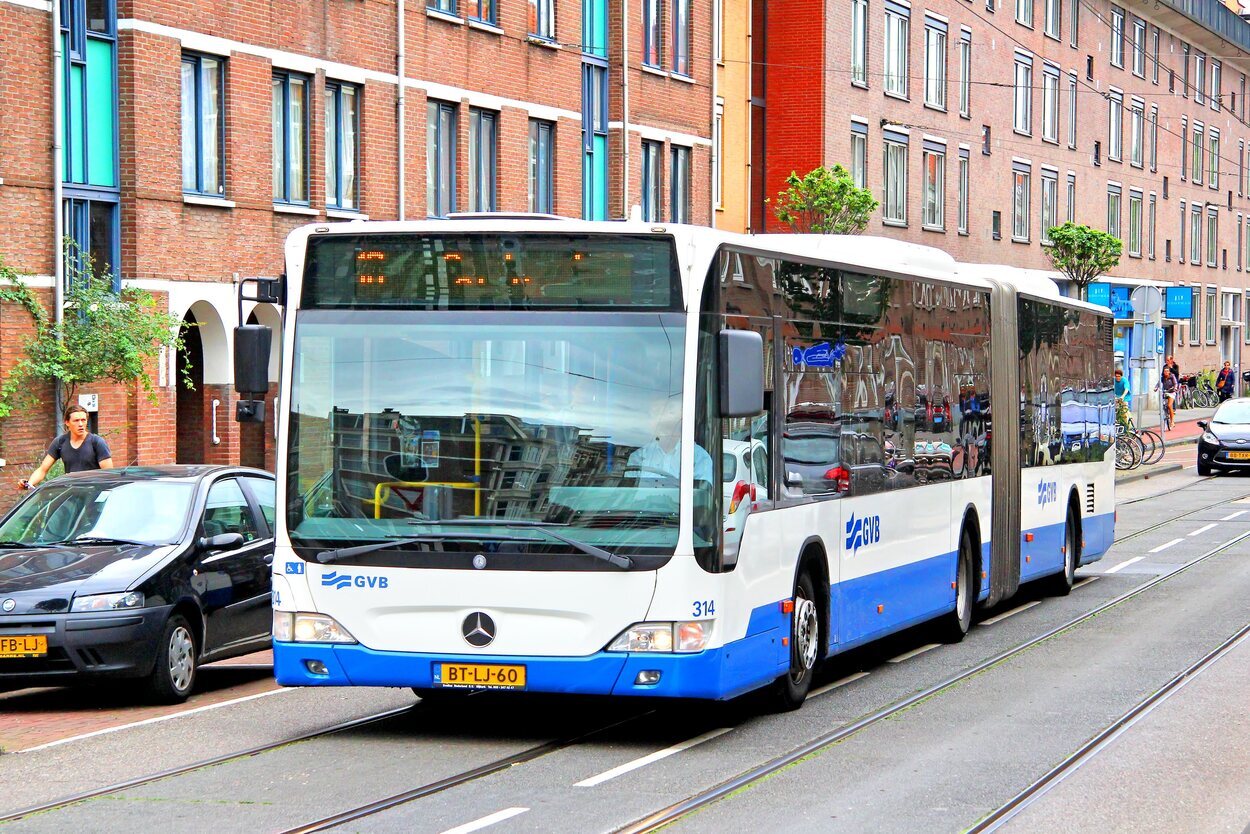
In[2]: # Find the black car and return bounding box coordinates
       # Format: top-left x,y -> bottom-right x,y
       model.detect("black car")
0,465 -> 275,702
1197,399 -> 1250,476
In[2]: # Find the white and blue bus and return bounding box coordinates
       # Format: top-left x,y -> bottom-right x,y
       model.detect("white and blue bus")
251,219 -> 1114,709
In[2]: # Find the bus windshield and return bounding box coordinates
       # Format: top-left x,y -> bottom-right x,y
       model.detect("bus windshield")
287,311 -> 691,567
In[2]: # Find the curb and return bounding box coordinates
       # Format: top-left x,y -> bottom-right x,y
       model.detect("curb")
1116,462 -> 1184,484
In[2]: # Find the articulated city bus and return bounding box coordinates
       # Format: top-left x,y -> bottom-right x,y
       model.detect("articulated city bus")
247,218 -> 1115,710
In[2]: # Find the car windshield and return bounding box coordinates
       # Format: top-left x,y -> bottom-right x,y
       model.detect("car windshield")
784,434 -> 839,465
287,312 -> 690,564
0,481 -> 195,546
1213,401 -> 1250,424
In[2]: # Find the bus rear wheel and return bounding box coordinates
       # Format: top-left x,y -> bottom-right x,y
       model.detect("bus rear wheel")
1044,506 -> 1079,596
939,529 -> 975,642
773,570 -> 820,711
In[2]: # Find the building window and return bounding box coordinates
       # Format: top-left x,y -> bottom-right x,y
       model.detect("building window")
1132,18 -> 1145,76
428,0 -> 456,13
884,8 -> 909,97
1148,192 -> 1157,258
1191,123 -> 1204,184
958,151 -> 969,233
63,197 -> 119,288
528,119 -> 554,214
427,99 -> 457,217
1151,27 -> 1160,84
1129,102 -> 1143,168
1127,190 -> 1142,256
582,60 -> 609,219
1107,91 -> 1122,161
851,123 -> 868,188
1209,130 -> 1220,187
641,140 -> 662,221
181,53 -> 224,197
672,0 -> 691,76
1041,67 -> 1059,143
1106,185 -> 1121,239
851,0 -> 868,86
325,82 -> 358,211
1066,173 -> 1076,222
467,0 -> 495,24
1043,0 -> 1059,38
959,30 -> 971,117
529,0 -> 555,40
1211,60 -> 1221,111
1206,287 -> 1217,342
923,145 -> 945,229
642,0 -> 661,66
468,108 -> 497,212
1013,56 -> 1032,134
1190,203 -> 1203,264
670,145 -> 691,223
1109,7 -> 1124,68
271,71 -> 309,204
1067,72 -> 1077,149
713,101 -> 723,208
1182,43 -> 1190,97
1190,285 -> 1200,343
1181,117 -> 1188,180
1195,53 -> 1206,105
1041,170 -> 1057,243
1207,210 -> 1219,267
1012,166 -> 1030,241
1069,0 -> 1078,47
883,137 -> 908,224
1149,105 -> 1158,171
1016,0 -> 1033,27
924,19 -> 946,109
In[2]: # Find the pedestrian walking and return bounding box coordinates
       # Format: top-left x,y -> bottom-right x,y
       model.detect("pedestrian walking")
18,404 -> 114,490
1216,361 -> 1235,402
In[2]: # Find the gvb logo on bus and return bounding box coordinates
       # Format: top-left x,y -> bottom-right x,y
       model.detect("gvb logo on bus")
1037,480 -> 1058,508
845,514 -> 881,555
321,571 -> 390,590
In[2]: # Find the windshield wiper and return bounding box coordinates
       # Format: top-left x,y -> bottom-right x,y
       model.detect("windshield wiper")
316,535 -> 443,564
72,537 -> 147,547
408,519 -> 633,570
0,541 -> 38,549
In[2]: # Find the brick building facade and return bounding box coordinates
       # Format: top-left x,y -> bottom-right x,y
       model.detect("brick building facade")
0,0 -> 713,495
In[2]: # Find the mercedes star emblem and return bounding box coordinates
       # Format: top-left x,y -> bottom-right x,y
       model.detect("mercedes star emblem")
462,612 -> 496,648
1,599 -> 15,613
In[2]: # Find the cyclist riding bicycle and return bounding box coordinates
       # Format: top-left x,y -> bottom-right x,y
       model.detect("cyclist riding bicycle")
1114,368 -> 1131,410
1156,366 -> 1177,429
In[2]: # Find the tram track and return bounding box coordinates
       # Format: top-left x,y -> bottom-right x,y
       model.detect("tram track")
614,528 -> 1250,834
1110,486 -> 1249,545
967,619 -> 1250,832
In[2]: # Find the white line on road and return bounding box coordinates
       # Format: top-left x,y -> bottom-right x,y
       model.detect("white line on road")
1221,510 -> 1248,521
1189,523 -> 1218,537
1073,576 -> 1101,590
440,807 -> 529,834
1105,556 -> 1145,574
1148,538 -> 1183,554
810,671 -> 870,698
979,600 -> 1041,626
574,728 -> 733,788
19,687 -> 293,754
886,643 -> 942,663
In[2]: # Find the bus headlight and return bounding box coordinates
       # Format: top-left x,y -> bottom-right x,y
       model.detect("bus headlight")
607,621 -> 712,653
273,611 -> 356,644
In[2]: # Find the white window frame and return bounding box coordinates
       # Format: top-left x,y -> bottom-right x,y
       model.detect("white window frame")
883,137 -> 908,224
884,8 -> 910,98
1014,56 -> 1033,135
924,20 -> 947,109
851,0 -> 868,87
1016,0 -> 1033,27
958,30 -> 972,118
958,151 -> 970,234
1012,166 -> 1031,242
1041,169 -> 1057,243
1066,173 -> 1076,223
1043,0 -> 1059,38
1110,7 -> 1124,68
1132,18 -> 1146,77
1041,67 -> 1059,143
1209,130 -> 1220,189
923,145 -> 946,229
851,123 -> 868,188
1107,186 -> 1121,239
1107,91 -> 1122,161
1207,210 -> 1219,268
1067,72 -> 1077,149
1127,189 -> 1143,256
1129,102 -> 1143,167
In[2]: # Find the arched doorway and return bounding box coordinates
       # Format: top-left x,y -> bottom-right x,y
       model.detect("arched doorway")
175,312 -> 204,463
175,300 -> 231,464
239,303 -> 281,471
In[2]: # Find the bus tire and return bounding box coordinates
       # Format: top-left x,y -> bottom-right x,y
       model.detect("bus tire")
939,528 -> 975,642
1045,504 -> 1080,596
772,569 -> 820,711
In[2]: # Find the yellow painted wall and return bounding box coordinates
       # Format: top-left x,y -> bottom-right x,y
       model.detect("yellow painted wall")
714,0 -> 752,232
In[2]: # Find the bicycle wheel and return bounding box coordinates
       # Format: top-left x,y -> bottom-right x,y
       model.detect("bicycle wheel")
1140,428 -> 1165,464
1116,435 -> 1139,470
1130,432 -> 1147,468
1134,429 -> 1157,465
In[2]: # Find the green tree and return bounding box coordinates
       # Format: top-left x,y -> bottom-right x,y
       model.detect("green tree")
773,164 -> 879,235
0,246 -> 190,420
1043,222 -> 1122,302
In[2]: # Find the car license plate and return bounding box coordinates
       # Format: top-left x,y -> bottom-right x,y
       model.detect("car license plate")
1229,451 -> 1250,461
437,663 -> 526,690
0,635 -> 47,658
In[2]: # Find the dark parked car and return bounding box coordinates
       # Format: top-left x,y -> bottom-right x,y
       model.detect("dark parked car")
0,465 -> 275,702
1197,399 -> 1250,476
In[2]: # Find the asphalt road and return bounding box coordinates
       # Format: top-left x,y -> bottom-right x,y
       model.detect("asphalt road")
1,467 -> 1247,833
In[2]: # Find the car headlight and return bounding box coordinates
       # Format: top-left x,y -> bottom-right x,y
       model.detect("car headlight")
273,611 -> 356,643
607,621 -> 713,653
1202,431 -> 1219,445
71,591 -> 144,613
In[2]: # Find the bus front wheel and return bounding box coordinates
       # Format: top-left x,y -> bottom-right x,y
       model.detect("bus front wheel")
773,569 -> 820,711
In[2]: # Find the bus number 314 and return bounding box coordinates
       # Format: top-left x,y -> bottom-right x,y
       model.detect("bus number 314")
692,600 -> 716,617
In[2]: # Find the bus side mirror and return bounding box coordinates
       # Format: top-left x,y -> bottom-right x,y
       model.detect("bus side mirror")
719,329 -> 764,418
235,324 -> 271,424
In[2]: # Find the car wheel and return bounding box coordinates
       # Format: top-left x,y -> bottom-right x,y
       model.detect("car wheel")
147,614 -> 198,704
772,569 -> 820,711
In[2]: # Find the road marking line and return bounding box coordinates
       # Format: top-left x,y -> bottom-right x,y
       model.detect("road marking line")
18,687 -> 292,754
441,807 -> 529,834
810,671 -> 869,698
1148,538 -> 1183,554
1073,576 -> 1101,590
1221,511 -> 1248,521
886,643 -> 942,663
1105,556 -> 1145,574
575,727 -> 733,788
1189,523 -> 1218,537
979,600 -> 1041,626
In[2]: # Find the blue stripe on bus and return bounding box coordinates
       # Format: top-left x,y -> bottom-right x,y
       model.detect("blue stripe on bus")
832,551 -> 956,651
1021,510 -> 1113,580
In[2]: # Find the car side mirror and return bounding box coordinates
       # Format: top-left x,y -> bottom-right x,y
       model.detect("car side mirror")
1196,420 -> 1208,429
199,532 -> 245,552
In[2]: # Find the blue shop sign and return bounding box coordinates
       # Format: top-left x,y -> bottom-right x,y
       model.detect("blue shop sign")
1086,283 -> 1111,308
1109,286 -> 1133,319
1165,286 -> 1193,319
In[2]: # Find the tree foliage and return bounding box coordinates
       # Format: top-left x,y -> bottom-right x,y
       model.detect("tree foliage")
773,164 -> 879,235
0,246 -> 190,419
1043,222 -> 1122,300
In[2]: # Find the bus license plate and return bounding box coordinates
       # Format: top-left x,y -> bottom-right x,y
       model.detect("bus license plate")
0,635 -> 47,658
437,663 -> 526,690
